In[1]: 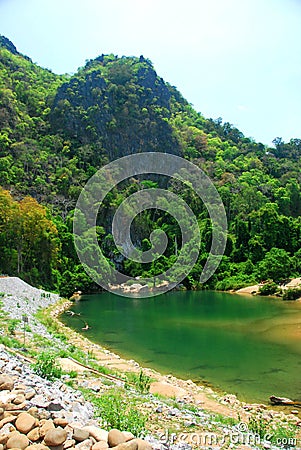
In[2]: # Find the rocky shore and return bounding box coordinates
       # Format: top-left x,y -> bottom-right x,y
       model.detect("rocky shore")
0,348 -> 154,450
0,277 -> 300,450
235,278 -> 301,297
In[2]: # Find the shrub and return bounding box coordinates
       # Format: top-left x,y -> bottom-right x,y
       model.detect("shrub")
32,351 -> 62,381
259,281 -> 278,296
283,288 -> 301,301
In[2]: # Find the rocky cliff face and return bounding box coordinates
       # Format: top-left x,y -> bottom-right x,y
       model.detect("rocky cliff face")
50,57 -> 181,160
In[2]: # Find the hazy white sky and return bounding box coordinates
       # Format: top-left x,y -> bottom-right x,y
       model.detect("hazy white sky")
0,0 -> 301,145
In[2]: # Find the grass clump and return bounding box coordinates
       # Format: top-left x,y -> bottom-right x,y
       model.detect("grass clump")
32,350 -> 62,381
248,412 -> 297,445
0,334 -> 22,348
125,370 -> 151,394
86,388 -> 146,436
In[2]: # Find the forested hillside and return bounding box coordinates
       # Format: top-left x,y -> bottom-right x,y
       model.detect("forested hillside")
0,35 -> 300,296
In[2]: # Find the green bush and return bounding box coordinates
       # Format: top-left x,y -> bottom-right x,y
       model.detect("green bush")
7,319 -> 20,335
32,351 -> 62,381
283,288 -> 301,301
93,388 -> 146,435
259,281 -> 278,296
215,276 -> 252,291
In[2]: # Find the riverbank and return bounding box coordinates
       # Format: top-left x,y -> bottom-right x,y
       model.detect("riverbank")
0,277 -> 300,449
234,278 -> 301,297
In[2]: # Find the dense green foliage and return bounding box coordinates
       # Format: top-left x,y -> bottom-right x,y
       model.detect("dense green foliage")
0,36 -> 300,294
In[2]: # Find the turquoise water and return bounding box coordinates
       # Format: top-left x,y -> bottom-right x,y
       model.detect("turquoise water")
61,290 -> 301,403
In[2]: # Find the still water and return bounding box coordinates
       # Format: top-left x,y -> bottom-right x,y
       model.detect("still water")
61,290 -> 301,403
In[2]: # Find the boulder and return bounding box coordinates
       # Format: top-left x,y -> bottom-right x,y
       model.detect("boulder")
0,434 -> 8,445
44,428 -> 67,447
82,427 -> 108,443
39,420 -> 55,438
47,402 -> 64,412
73,428 -> 90,442
135,439 -> 153,450
91,442 -> 109,450
25,390 -> 36,401
27,407 -> 39,418
108,429 -> 125,447
1,423 -> 16,434
75,439 -> 93,450
25,445 -> 49,450
5,402 -> 26,411
15,384 -> 27,391
122,432 -> 134,442
27,427 -> 40,441
53,418 -> 69,427
0,415 -> 16,428
111,441 -> 138,450
7,432 -> 29,450
13,394 -> 26,405
15,412 -> 36,434
63,440 -> 76,449
31,396 -> 50,409
0,375 -> 14,391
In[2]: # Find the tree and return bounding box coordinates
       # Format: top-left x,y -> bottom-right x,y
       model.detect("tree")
257,248 -> 291,283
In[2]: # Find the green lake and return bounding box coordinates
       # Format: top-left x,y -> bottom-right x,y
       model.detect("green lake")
61,290 -> 301,403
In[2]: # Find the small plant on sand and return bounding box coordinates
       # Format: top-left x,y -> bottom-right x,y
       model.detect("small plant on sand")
67,370 -> 78,378
32,350 -> 62,381
126,370 -> 151,394
248,413 -> 269,439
